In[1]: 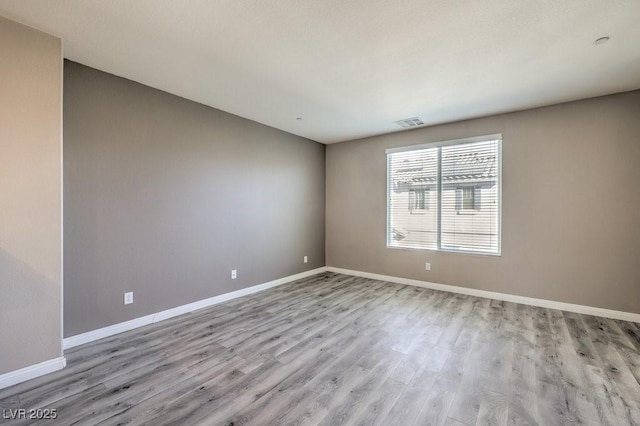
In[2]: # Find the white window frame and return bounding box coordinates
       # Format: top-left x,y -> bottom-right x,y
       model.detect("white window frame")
386,134 -> 502,256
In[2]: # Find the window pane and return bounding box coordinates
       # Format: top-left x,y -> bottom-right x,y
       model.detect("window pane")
387,136 -> 501,255
441,140 -> 499,252
462,187 -> 475,210
388,147 -> 438,249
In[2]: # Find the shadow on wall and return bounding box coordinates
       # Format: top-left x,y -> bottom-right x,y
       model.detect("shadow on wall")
0,247 -> 60,374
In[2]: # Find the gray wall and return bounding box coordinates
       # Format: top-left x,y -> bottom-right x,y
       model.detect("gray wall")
327,90 -> 640,314
64,61 -> 325,337
0,17 -> 62,373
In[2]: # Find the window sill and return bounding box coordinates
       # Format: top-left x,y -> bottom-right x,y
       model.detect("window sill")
386,244 -> 501,257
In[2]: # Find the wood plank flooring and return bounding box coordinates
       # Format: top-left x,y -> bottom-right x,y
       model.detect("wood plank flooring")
1,272 -> 639,425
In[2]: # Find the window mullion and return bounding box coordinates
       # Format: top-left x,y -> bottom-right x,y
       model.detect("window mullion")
437,146 -> 442,250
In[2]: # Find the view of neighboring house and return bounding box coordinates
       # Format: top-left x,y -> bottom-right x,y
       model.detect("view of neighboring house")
389,139 -> 500,253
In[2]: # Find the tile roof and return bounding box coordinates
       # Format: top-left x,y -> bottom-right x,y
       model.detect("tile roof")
442,151 -> 497,181
394,152 -> 497,185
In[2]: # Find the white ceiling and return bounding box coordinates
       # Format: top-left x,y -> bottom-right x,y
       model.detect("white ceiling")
1,1 -> 639,144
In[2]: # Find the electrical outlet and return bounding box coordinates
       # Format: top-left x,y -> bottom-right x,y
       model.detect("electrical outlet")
124,292 -> 133,305
425,262 -> 431,271
303,256 -> 308,264
231,269 -> 237,279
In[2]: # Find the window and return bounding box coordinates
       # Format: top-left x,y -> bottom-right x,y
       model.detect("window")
409,189 -> 430,213
387,134 -> 501,255
456,186 -> 480,212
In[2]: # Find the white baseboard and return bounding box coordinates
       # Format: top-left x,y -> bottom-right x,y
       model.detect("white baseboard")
0,357 -> 66,390
327,267 -> 640,323
63,267 -> 328,350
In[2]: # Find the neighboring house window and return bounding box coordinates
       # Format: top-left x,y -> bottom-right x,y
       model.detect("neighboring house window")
456,185 -> 481,212
409,189 -> 429,213
387,134 -> 501,255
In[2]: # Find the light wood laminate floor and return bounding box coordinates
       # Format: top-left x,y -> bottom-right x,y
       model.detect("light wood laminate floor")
1,272 -> 639,425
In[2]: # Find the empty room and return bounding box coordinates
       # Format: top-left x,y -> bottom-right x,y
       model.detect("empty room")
1,1 -> 639,425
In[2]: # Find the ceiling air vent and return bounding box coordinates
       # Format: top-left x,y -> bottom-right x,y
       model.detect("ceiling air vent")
394,117 -> 424,129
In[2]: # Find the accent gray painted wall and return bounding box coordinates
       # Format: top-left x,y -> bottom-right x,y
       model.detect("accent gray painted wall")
63,61 -> 325,337
326,90 -> 640,314
0,17 -> 62,373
